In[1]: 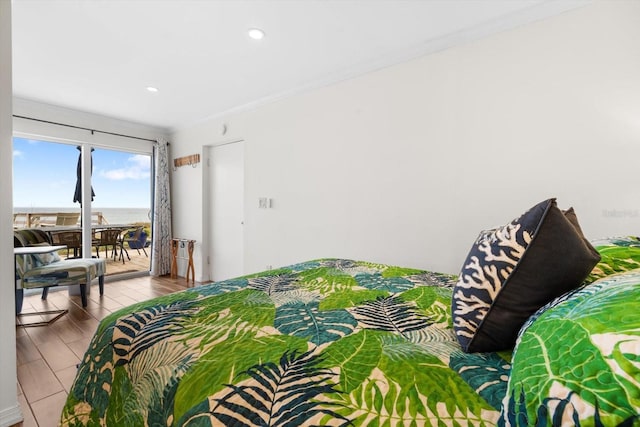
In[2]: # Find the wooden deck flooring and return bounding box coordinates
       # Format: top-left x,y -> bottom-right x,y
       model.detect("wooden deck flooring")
14,273 -> 195,427
91,244 -> 151,277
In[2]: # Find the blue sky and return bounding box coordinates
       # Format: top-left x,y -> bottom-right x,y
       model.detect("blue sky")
13,137 -> 151,208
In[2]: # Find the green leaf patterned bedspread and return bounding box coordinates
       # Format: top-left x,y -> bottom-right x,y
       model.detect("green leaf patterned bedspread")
61,259 -> 510,426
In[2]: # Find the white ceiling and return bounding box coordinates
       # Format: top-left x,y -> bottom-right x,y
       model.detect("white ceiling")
12,0 -> 587,132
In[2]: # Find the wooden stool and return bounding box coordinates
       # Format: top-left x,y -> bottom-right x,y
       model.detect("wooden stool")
170,239 -> 179,279
186,240 -> 195,284
171,238 -> 195,283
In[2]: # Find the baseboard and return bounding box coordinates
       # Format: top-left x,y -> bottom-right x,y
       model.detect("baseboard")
0,404 -> 23,427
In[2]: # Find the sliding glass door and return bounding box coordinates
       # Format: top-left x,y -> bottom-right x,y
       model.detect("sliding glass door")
12,137 -> 152,276
92,147 -> 151,272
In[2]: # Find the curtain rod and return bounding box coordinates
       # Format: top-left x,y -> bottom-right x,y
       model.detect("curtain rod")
12,114 -> 162,143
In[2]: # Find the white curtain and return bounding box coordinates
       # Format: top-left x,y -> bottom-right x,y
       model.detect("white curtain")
150,138 -> 172,276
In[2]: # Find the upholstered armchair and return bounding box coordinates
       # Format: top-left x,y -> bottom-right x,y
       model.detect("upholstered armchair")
13,229 -> 106,315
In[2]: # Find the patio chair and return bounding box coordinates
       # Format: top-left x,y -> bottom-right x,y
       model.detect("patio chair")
56,212 -> 80,226
94,228 -> 124,262
124,227 -> 149,257
50,230 -> 82,258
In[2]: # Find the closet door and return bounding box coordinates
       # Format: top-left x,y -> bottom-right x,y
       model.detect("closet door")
206,141 -> 244,281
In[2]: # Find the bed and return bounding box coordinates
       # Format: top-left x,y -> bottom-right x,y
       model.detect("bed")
60,199 -> 640,426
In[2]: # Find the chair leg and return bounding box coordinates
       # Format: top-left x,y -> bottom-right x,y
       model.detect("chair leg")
15,289 -> 24,315
121,244 -> 130,262
99,275 -> 104,296
80,284 -> 87,307
42,287 -> 49,300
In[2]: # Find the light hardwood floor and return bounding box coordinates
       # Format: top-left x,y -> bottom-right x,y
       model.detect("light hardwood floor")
14,273 -> 194,427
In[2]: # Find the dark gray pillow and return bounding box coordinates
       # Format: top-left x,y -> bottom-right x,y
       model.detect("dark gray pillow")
452,198 -> 600,353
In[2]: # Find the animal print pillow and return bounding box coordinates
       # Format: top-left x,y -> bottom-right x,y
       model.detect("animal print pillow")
452,198 -> 600,353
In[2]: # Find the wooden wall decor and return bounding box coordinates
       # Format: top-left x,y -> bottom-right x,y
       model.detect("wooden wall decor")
173,153 -> 200,169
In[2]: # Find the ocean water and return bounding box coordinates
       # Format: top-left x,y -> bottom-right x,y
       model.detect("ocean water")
14,207 -> 152,225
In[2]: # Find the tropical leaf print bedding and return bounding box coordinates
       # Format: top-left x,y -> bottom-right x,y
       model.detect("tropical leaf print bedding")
586,235 -> 640,282
500,269 -> 640,426
61,259 -> 509,426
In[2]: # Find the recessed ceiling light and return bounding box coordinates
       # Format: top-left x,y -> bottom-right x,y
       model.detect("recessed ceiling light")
248,28 -> 265,40
146,86 -> 159,93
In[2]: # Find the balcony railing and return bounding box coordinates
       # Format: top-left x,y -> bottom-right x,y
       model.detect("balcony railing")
13,212 -> 109,228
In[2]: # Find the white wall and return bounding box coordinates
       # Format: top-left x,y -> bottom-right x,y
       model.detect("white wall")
0,1 -> 21,425
171,0 -> 640,280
